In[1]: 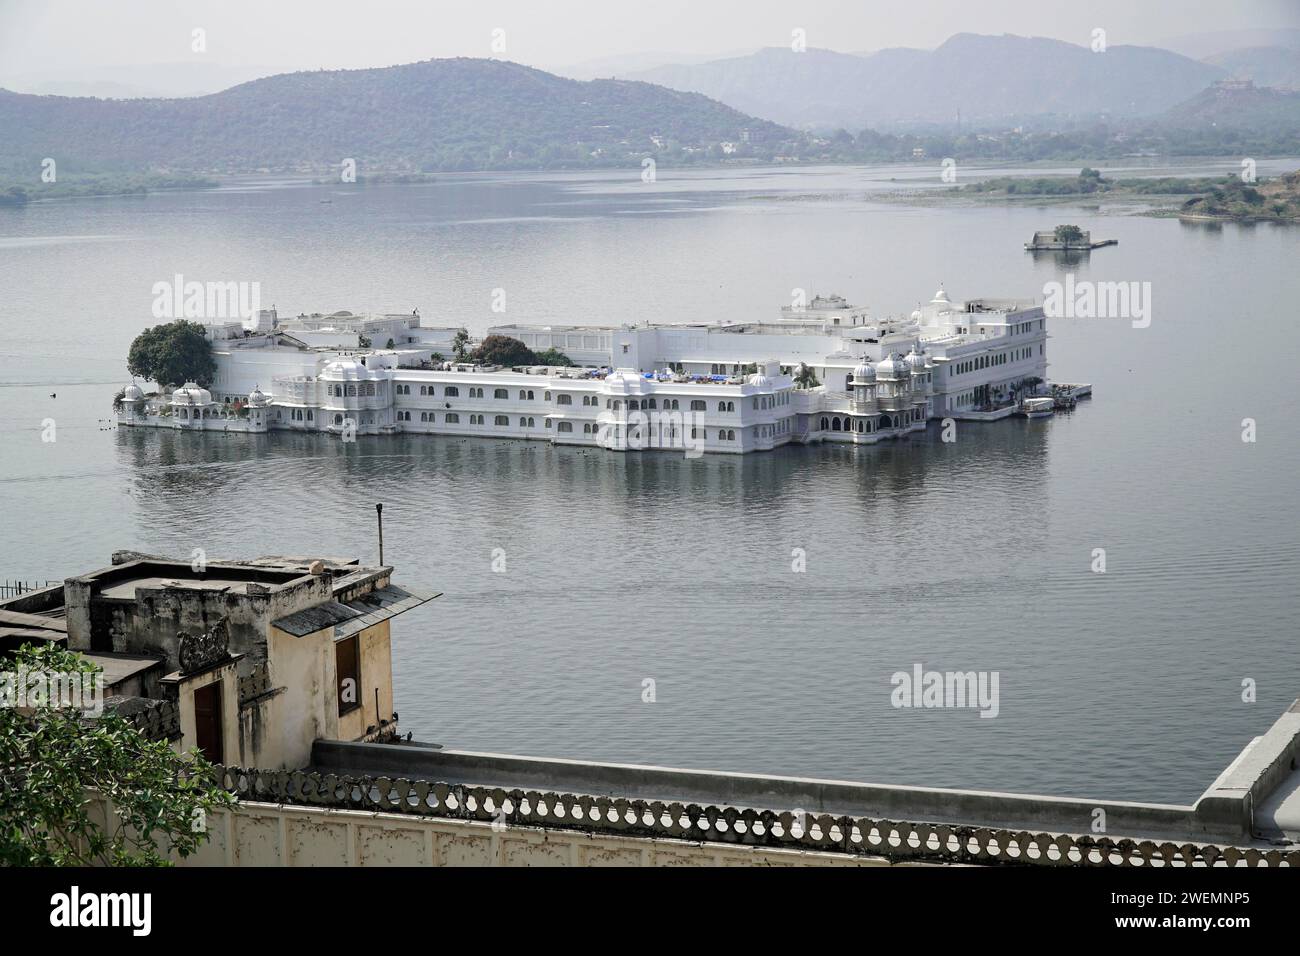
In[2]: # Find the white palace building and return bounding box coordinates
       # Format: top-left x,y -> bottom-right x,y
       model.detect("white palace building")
117,288 -> 1053,455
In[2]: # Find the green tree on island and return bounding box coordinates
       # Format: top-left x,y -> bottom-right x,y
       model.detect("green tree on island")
1053,224 -> 1085,244
0,644 -> 233,866
794,363 -> 820,389
126,319 -> 216,388
452,329 -> 470,361
533,348 -> 573,367
470,334 -> 536,367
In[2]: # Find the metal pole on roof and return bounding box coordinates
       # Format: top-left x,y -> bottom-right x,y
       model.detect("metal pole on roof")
376,502 -> 384,566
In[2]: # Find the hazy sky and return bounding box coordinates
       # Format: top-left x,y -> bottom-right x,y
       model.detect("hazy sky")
2,0 -> 1298,77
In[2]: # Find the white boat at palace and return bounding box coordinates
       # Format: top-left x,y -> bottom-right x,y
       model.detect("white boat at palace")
1020,397 -> 1055,419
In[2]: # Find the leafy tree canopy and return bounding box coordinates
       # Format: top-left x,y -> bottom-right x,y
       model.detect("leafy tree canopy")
470,334 -> 536,367
126,319 -> 216,388
794,363 -> 821,388
533,348 -> 574,367
0,643 -> 232,866
452,329 -> 470,361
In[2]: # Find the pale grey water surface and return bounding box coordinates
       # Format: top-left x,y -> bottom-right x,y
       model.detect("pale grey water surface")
1,161 -> 1298,803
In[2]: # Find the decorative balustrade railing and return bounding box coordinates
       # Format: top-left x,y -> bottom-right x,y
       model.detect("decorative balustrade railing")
214,766 -> 1298,868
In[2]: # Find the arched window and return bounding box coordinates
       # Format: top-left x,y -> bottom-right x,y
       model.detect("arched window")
494,389 -> 508,399
557,394 -> 572,405
690,400 -> 706,411
558,421 -> 573,433
495,415 -> 509,426
445,413 -> 460,423
444,386 -> 459,397
832,418 -> 841,431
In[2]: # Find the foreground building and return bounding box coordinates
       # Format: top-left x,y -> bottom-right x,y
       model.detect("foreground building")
0,551 -> 436,769
117,288 -> 1061,454
2,552 -> 1296,867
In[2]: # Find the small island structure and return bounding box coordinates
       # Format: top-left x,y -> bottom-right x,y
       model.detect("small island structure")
1025,224 -> 1117,252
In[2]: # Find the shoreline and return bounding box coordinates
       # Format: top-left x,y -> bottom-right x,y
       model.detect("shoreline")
5,155 -> 1299,209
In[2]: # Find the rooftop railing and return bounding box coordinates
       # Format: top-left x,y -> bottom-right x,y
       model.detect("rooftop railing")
212,765 -> 1297,868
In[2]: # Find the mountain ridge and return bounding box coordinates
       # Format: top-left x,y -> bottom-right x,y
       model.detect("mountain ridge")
624,33 -> 1227,129
0,57 -> 794,175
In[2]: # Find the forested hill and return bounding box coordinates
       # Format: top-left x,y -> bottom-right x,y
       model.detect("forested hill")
0,58 -> 794,175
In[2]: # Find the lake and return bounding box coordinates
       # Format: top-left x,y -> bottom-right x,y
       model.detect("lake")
1,160 -> 1298,803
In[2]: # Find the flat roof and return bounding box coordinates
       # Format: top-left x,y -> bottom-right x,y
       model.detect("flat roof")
82,651 -> 165,686
98,576 -> 275,601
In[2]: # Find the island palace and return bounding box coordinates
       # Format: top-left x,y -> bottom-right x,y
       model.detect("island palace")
117,288 -> 1059,455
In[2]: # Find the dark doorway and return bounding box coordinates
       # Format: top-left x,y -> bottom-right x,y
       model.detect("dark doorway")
193,681 -> 224,764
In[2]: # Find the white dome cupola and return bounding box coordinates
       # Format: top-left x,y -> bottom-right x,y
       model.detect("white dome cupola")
321,359 -> 369,380
170,382 -> 213,405
875,353 -> 906,379
852,362 -> 876,383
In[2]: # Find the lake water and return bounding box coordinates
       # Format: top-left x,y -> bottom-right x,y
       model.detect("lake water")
2,160 -> 1298,804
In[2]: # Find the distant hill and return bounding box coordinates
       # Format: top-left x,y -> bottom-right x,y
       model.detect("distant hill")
625,33 -> 1226,129
1203,47 -> 1300,90
0,58 -> 792,176
1160,80 -> 1300,130
1160,28 -> 1300,60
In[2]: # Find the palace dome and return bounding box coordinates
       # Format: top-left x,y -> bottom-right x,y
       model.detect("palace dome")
603,368 -> 650,395
122,383 -> 144,401
747,372 -> 772,388
930,288 -> 953,311
321,358 -> 369,379
170,382 -> 212,405
875,353 -> 906,379
852,362 -> 876,383
906,348 -> 927,370
248,385 -> 270,406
